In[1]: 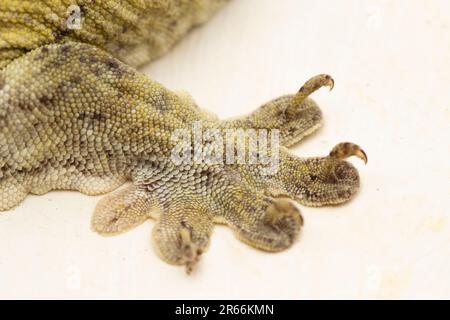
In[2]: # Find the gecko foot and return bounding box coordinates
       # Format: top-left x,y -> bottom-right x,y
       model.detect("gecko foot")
269,143 -> 367,207
152,200 -> 213,274
226,195 -> 303,253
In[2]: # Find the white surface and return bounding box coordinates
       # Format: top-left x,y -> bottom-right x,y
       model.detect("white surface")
0,0 -> 449,299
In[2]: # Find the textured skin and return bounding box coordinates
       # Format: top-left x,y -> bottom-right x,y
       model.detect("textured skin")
0,0 -> 228,69
0,1 -> 367,273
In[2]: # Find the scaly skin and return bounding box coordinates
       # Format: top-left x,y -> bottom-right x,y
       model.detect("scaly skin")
0,0 -> 228,69
0,1 -> 367,273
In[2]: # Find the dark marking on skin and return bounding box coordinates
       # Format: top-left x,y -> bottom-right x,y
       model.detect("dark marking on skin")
0,74 -> 5,90
28,158 -> 49,176
78,112 -> 107,130
144,180 -> 159,193
16,101 -> 34,112
104,58 -> 127,78
204,168 -> 220,189
105,58 -> 127,78
181,219 -> 194,233
275,109 -> 285,119
109,216 -> 119,223
92,112 -> 107,122
72,75 -> 82,85
1,164 -> 10,173
32,120 -> 42,129
65,155 -> 77,167
107,60 -> 119,69
57,81 -> 69,93
53,30 -> 69,43
79,140 -> 87,149
286,126 -> 297,136
77,112 -> 87,120
60,44 -> 71,54
93,67 -> 101,76
79,55 -> 87,63
38,94 -> 54,105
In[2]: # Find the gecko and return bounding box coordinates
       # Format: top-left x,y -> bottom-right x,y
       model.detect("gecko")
0,0 -> 367,273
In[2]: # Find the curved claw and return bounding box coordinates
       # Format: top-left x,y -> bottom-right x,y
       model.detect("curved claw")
318,74 -> 335,91
329,142 -> 368,164
290,74 -> 335,107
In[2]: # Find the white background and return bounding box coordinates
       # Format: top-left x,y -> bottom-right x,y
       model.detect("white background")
0,0 -> 449,299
